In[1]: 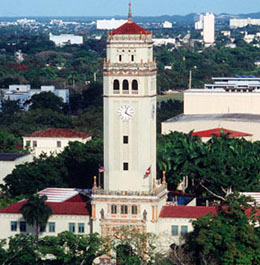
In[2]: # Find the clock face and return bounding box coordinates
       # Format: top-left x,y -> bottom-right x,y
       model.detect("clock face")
117,105 -> 134,120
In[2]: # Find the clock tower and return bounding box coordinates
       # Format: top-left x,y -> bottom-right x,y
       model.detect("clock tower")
103,3 -> 157,192
91,3 -> 167,237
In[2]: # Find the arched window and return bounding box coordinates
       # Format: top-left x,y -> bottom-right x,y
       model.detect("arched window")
132,80 -> 138,90
123,80 -> 129,90
113,79 -> 119,90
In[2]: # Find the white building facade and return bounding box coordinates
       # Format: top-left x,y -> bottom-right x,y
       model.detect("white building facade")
162,77 -> 260,141
23,128 -> 92,157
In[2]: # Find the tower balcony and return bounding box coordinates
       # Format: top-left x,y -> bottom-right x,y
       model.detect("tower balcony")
103,60 -> 157,72
92,181 -> 167,197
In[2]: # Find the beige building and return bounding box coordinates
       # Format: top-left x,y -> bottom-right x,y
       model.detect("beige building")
23,128 -> 92,157
0,188 -> 90,239
0,153 -> 33,185
162,77 -> 260,141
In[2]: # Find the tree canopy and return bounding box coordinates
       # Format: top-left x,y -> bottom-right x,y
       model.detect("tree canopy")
157,132 -> 260,199
185,193 -> 260,265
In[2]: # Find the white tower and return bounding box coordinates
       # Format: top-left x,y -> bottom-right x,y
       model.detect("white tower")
103,3 -> 157,193
203,12 -> 215,46
91,3 -> 167,237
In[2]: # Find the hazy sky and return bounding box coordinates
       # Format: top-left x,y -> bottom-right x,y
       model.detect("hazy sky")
1,0 -> 259,17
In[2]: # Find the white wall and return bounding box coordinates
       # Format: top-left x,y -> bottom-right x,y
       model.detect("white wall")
23,137 -> 92,158
184,91 -> 260,115
0,213 -> 90,240
0,154 -> 33,185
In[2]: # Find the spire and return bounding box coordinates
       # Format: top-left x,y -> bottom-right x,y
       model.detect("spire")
128,1 -> 132,22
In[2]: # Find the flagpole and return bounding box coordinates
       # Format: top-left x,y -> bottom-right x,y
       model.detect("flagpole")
98,171 -> 101,188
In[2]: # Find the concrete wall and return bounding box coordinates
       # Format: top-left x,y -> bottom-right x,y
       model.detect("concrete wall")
184,91 -> 260,115
157,217 -> 195,249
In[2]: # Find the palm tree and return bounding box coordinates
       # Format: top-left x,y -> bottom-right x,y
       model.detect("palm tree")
19,193 -> 52,237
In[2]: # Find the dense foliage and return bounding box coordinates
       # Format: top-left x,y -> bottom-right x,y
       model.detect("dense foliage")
157,132 -> 260,199
185,193 -> 260,265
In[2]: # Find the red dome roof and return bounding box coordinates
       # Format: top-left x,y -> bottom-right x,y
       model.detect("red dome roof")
112,20 -> 150,35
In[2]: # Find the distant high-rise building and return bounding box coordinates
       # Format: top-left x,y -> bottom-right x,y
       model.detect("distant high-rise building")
194,14 -> 203,30
203,12 -> 215,46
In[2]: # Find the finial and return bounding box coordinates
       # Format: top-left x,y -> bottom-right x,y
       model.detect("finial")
162,171 -> 166,185
92,176 -> 97,191
128,1 -> 132,22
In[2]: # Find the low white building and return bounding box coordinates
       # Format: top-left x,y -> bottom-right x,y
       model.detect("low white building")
23,128 -> 92,157
162,21 -> 172,29
153,38 -> 176,46
1,84 -> 69,110
96,19 -> 127,30
0,153 -> 33,185
49,33 -> 83,47
0,188 -> 90,239
230,18 -> 260,28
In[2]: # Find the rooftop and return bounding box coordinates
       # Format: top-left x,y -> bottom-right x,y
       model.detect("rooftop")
164,113 -> 260,124
0,188 -> 89,216
25,128 -> 92,138
111,20 -> 150,35
0,153 -> 30,161
159,205 -> 217,218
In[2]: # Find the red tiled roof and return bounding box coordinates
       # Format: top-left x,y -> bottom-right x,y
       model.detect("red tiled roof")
112,20 -> 150,35
25,128 -> 92,138
191,128 -> 252,138
159,205 -> 217,218
0,200 -> 89,216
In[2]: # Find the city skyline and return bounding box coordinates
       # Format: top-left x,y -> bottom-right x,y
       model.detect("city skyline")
0,0 -> 259,17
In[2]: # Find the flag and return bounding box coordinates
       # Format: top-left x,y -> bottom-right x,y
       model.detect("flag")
99,166 -> 104,173
145,166 -> 151,175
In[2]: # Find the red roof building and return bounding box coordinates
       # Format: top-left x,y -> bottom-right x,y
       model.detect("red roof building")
0,188 -> 90,239
23,129 -> 92,158
25,128 -> 92,139
191,128 -> 252,138
111,21 -> 150,35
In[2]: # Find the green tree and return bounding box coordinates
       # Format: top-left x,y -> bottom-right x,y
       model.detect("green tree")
3,234 -> 39,265
0,130 -> 20,152
3,154 -> 67,197
19,193 -> 52,237
157,132 -> 260,199
28,91 -> 64,112
185,193 -> 260,265
3,139 -> 103,197
39,231 -> 105,265
109,226 -> 158,265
